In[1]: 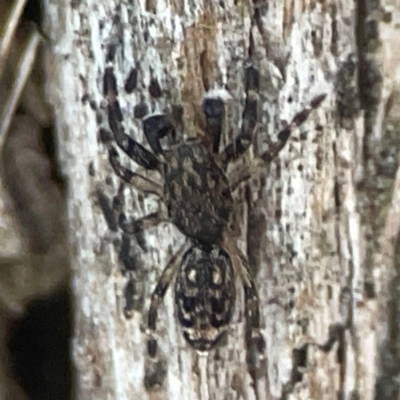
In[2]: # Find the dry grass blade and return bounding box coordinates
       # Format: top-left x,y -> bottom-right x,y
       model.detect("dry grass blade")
0,28 -> 41,150
0,0 -> 27,78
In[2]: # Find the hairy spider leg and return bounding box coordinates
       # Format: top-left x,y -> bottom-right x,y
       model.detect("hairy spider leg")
237,251 -> 265,353
110,181 -> 167,241
118,210 -> 169,236
220,64 -> 260,165
220,60 -> 326,168
236,252 -> 268,381
142,114 -> 175,157
227,162 -> 257,193
222,234 -> 265,367
103,66 -> 159,170
147,242 -> 188,357
226,93 -> 327,192
202,96 -> 225,154
108,101 -> 160,170
260,93 -> 326,163
108,146 -> 163,197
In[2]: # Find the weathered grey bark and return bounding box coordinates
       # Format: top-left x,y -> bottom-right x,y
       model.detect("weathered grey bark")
43,0 -> 400,399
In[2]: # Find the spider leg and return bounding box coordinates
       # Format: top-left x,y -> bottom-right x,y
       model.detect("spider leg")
227,162 -> 255,193
237,250 -> 265,354
223,236 -> 265,353
202,95 -> 225,154
118,210 -> 169,236
103,67 -> 159,170
220,64 -> 259,165
111,181 -> 169,252
260,93 -> 326,163
226,94 -> 326,192
110,181 -> 168,235
108,146 -> 163,197
147,242 -> 187,357
234,248 -> 268,382
142,114 -> 175,157
220,61 -> 326,166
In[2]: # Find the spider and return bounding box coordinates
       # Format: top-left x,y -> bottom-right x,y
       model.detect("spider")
102,64 -> 326,358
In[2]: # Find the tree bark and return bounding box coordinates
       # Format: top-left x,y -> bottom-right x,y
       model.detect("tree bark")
43,0 -> 400,399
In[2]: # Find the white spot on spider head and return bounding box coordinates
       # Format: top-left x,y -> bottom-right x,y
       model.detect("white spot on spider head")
142,112 -> 165,121
203,88 -> 232,102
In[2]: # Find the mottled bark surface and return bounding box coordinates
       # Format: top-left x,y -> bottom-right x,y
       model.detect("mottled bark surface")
43,0 -> 400,399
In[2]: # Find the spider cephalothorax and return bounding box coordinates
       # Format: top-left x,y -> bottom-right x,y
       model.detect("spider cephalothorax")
101,64 -> 326,358
162,141 -> 233,244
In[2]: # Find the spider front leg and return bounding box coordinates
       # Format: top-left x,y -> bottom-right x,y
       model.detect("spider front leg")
220,61 -> 326,170
220,64 -> 260,165
226,93 -> 327,193
142,114 -> 175,157
147,242 -> 187,358
202,95 -> 225,154
103,67 -> 160,170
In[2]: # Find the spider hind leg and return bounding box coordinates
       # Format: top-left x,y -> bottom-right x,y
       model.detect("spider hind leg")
147,243 -> 187,357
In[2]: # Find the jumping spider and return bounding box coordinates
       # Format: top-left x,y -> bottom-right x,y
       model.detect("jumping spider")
102,65 -> 326,357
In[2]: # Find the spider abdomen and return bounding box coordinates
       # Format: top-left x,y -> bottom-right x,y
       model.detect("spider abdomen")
174,245 -> 236,352
163,143 -> 233,244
